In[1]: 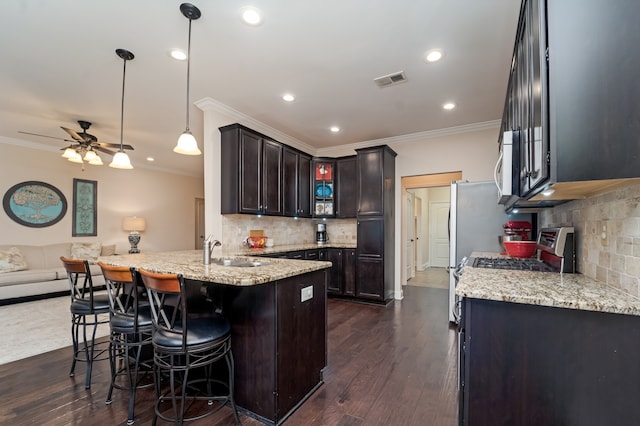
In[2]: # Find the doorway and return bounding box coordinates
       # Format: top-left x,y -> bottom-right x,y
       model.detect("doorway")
401,171 -> 462,289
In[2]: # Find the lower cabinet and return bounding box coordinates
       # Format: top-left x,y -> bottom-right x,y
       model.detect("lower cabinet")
323,248 -> 356,297
460,297 -> 640,425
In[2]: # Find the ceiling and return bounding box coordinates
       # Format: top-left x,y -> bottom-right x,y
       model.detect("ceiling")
0,0 -> 520,177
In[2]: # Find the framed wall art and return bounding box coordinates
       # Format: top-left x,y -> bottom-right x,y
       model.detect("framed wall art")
72,178 -> 97,236
2,181 -> 67,228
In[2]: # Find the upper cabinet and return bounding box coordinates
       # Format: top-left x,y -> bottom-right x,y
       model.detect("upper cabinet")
356,146 -> 396,216
220,124 -> 283,216
502,0 -> 640,206
283,147 -> 312,218
312,159 -> 336,218
335,156 -> 357,218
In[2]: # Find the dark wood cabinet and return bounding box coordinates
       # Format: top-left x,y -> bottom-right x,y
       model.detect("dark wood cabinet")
460,297 -> 640,426
355,146 -> 396,304
325,248 -> 343,294
211,269 -> 327,424
335,156 -> 357,218
220,123 -> 283,216
343,248 -> 356,296
502,0 -> 640,206
283,147 -> 312,217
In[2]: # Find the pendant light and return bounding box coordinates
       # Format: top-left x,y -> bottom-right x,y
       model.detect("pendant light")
110,48 -> 135,169
173,3 -> 202,155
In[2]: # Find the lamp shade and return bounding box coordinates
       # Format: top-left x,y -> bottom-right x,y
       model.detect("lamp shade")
122,216 -> 146,232
110,151 -> 133,169
174,131 -> 201,155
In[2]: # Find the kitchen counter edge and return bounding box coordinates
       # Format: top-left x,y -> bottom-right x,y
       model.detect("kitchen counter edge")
456,253 -> 640,316
98,250 -> 331,286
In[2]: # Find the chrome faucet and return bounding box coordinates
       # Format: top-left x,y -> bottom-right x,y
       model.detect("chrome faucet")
203,236 -> 222,264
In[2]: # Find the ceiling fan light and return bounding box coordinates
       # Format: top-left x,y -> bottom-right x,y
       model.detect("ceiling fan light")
62,147 -> 77,159
109,151 -> 133,169
88,154 -> 103,165
68,151 -> 83,163
174,131 -> 201,155
84,150 -> 98,162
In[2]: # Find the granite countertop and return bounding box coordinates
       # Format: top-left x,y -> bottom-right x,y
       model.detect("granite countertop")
456,252 -> 640,316
98,250 -> 331,286
230,242 -> 357,256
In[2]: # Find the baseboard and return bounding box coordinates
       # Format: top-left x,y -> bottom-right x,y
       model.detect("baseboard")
0,285 -> 106,306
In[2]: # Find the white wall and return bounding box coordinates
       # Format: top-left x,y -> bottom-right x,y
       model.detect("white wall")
0,142 -> 204,253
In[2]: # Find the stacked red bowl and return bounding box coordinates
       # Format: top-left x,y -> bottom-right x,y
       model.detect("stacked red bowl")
503,241 -> 537,258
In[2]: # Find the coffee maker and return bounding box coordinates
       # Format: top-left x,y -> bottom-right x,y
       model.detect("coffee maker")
316,223 -> 328,243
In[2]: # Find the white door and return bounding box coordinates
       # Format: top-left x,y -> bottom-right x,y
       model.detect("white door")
414,196 -> 423,271
406,191 -> 415,279
429,201 -> 450,267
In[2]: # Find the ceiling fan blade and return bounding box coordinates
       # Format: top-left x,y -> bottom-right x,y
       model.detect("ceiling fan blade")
60,126 -> 88,142
18,131 -> 76,143
97,142 -> 134,150
94,146 -> 117,156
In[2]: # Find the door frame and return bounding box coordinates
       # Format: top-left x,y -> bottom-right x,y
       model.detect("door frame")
400,171 -> 462,289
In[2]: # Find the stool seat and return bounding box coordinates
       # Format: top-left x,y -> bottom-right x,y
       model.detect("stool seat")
70,294 -> 110,315
153,315 -> 231,350
109,305 -> 153,332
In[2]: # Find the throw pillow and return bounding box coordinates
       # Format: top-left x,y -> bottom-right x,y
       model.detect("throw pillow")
100,244 -> 116,256
71,242 -> 102,260
0,247 -> 29,273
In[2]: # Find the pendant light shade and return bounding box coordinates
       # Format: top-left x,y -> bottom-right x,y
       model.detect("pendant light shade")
110,48 -> 135,169
174,3 -> 202,156
62,147 -> 77,159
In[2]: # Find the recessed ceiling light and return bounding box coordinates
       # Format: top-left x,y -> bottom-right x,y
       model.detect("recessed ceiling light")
443,102 -> 456,110
330,126 -> 340,133
170,49 -> 187,61
282,94 -> 295,102
240,6 -> 262,25
424,48 -> 445,63
146,157 -> 155,162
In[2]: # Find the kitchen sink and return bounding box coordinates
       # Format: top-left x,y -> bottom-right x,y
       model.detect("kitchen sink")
212,259 -> 268,267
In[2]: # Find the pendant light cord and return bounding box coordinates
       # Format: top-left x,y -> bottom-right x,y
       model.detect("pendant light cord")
185,18 -> 192,132
120,57 -> 127,151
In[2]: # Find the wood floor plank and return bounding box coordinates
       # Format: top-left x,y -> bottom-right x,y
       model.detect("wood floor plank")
0,285 -> 458,425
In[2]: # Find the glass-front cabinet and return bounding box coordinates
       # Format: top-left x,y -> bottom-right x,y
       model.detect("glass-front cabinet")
312,159 -> 335,217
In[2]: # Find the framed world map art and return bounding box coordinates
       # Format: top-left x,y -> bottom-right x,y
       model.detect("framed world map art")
72,178 -> 97,236
2,181 -> 67,227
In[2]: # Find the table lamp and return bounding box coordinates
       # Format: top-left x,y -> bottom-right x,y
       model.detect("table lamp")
122,216 -> 146,253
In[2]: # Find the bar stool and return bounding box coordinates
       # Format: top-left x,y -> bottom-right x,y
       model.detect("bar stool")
138,268 -> 241,425
60,256 -> 110,389
98,262 -> 154,425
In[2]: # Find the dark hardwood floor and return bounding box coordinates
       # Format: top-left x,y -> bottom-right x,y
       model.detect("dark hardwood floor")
0,286 -> 458,425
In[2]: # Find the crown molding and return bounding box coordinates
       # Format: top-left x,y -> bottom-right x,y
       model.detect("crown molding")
195,97 -> 316,154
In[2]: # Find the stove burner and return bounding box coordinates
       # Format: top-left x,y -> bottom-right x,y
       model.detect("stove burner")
473,257 -> 556,272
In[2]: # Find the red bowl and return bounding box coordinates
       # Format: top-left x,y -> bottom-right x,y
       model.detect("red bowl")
503,241 -> 537,258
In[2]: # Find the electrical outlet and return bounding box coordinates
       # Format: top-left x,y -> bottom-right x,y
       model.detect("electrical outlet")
301,285 -> 313,302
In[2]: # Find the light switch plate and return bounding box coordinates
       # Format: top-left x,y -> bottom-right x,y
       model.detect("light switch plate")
301,285 -> 313,302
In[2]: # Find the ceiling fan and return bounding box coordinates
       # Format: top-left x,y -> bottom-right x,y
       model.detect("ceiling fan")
18,120 -> 134,165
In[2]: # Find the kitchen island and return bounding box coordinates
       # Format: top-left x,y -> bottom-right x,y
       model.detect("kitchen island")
100,250 -> 331,426
456,256 -> 640,426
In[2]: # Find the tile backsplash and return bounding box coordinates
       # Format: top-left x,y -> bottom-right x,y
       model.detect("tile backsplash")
221,214 -> 357,251
540,182 -> 640,297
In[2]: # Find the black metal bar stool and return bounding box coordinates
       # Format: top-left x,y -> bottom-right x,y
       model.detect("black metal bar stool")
99,262 -> 154,425
60,256 -> 110,389
138,268 -> 240,425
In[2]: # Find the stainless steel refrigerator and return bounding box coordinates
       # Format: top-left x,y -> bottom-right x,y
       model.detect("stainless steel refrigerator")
448,180 -> 531,322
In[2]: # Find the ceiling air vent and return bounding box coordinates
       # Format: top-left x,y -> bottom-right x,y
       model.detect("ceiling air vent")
373,71 -> 407,88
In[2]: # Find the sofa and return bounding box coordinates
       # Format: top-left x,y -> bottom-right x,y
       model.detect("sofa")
0,242 -> 115,304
